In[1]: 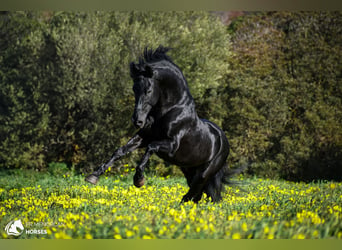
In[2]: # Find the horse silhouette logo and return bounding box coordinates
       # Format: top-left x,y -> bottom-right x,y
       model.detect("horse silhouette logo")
5,219 -> 24,236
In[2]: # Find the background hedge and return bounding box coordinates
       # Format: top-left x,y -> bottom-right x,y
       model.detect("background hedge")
0,11 -> 341,181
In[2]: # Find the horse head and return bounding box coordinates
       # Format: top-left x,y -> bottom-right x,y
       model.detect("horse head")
129,46 -> 193,129
130,63 -> 160,129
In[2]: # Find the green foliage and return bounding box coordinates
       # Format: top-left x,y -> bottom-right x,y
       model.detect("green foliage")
0,12 -> 49,169
226,12 -> 342,181
1,11 -> 341,181
0,11 -> 231,173
48,162 -> 69,176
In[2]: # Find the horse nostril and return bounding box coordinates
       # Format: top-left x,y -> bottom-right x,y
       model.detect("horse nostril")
136,120 -> 144,127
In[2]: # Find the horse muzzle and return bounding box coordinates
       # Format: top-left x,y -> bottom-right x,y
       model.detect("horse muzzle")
132,115 -> 146,128
135,120 -> 145,128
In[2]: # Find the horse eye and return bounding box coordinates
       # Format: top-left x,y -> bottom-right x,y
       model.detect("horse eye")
147,89 -> 152,94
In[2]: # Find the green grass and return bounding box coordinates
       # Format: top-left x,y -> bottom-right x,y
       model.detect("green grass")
0,168 -> 341,239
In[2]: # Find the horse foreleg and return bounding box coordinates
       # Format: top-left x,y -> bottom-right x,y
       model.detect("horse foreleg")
85,134 -> 143,185
133,140 -> 174,188
133,149 -> 151,188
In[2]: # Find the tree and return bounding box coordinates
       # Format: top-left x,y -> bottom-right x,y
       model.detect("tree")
225,12 -> 342,181
0,11 -> 232,173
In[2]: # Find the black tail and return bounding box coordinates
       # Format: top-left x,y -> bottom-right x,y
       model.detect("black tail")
204,163 -> 247,202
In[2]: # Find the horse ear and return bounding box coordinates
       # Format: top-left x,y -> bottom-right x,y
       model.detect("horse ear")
130,62 -> 139,79
143,65 -> 153,78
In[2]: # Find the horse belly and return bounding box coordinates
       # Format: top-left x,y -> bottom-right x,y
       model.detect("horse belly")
156,134 -> 213,167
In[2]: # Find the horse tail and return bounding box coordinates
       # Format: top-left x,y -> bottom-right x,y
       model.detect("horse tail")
204,162 -> 247,202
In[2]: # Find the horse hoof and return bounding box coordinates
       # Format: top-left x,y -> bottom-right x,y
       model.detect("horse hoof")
85,174 -> 98,185
134,177 -> 145,188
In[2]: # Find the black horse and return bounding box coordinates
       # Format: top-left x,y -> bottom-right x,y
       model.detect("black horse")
86,46 -> 236,202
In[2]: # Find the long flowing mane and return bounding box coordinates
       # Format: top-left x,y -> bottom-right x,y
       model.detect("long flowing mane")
140,46 -> 173,65
130,46 -> 180,80
135,46 -> 190,91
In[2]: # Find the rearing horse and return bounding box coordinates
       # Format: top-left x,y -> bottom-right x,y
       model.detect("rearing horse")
86,46 -> 234,202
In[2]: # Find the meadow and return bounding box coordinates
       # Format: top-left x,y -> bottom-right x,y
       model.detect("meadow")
0,167 -> 341,239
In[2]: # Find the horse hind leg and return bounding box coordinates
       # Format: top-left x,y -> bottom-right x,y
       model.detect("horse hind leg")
203,163 -> 229,202
181,164 -> 221,203
181,153 -> 228,203
180,167 -> 204,203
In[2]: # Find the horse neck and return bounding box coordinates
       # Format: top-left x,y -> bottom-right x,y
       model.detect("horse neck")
151,61 -> 197,115
156,76 -> 198,118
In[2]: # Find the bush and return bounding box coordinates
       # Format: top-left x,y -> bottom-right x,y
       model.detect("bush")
0,12 -> 49,169
0,11 -> 232,174
48,162 -> 69,176
2,11 -> 341,181
225,12 -> 342,181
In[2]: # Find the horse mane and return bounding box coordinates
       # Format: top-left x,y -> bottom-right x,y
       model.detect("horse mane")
140,45 -> 173,65
131,45 -> 185,83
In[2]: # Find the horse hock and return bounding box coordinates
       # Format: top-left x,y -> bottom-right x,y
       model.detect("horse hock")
85,174 -> 99,185
133,173 -> 145,188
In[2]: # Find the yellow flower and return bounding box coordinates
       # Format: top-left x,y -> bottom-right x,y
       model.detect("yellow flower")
260,204 -> 268,211
337,232 -> 342,239
241,222 -> 248,232
293,234 -> 306,239
232,233 -> 241,239
183,225 -> 190,232
311,216 -> 322,225
55,232 -> 72,239
267,234 -> 274,239
95,219 -> 103,225
313,230 -> 319,237
333,205 -> 340,211
114,234 -> 122,239
85,233 -> 93,239
209,223 -> 215,232
126,230 -> 134,237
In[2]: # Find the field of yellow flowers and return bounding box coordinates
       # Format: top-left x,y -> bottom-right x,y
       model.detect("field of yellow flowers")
0,167 -> 341,239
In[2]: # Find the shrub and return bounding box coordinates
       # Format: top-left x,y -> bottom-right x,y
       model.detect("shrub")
0,11 -> 232,174
225,12 -> 342,181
